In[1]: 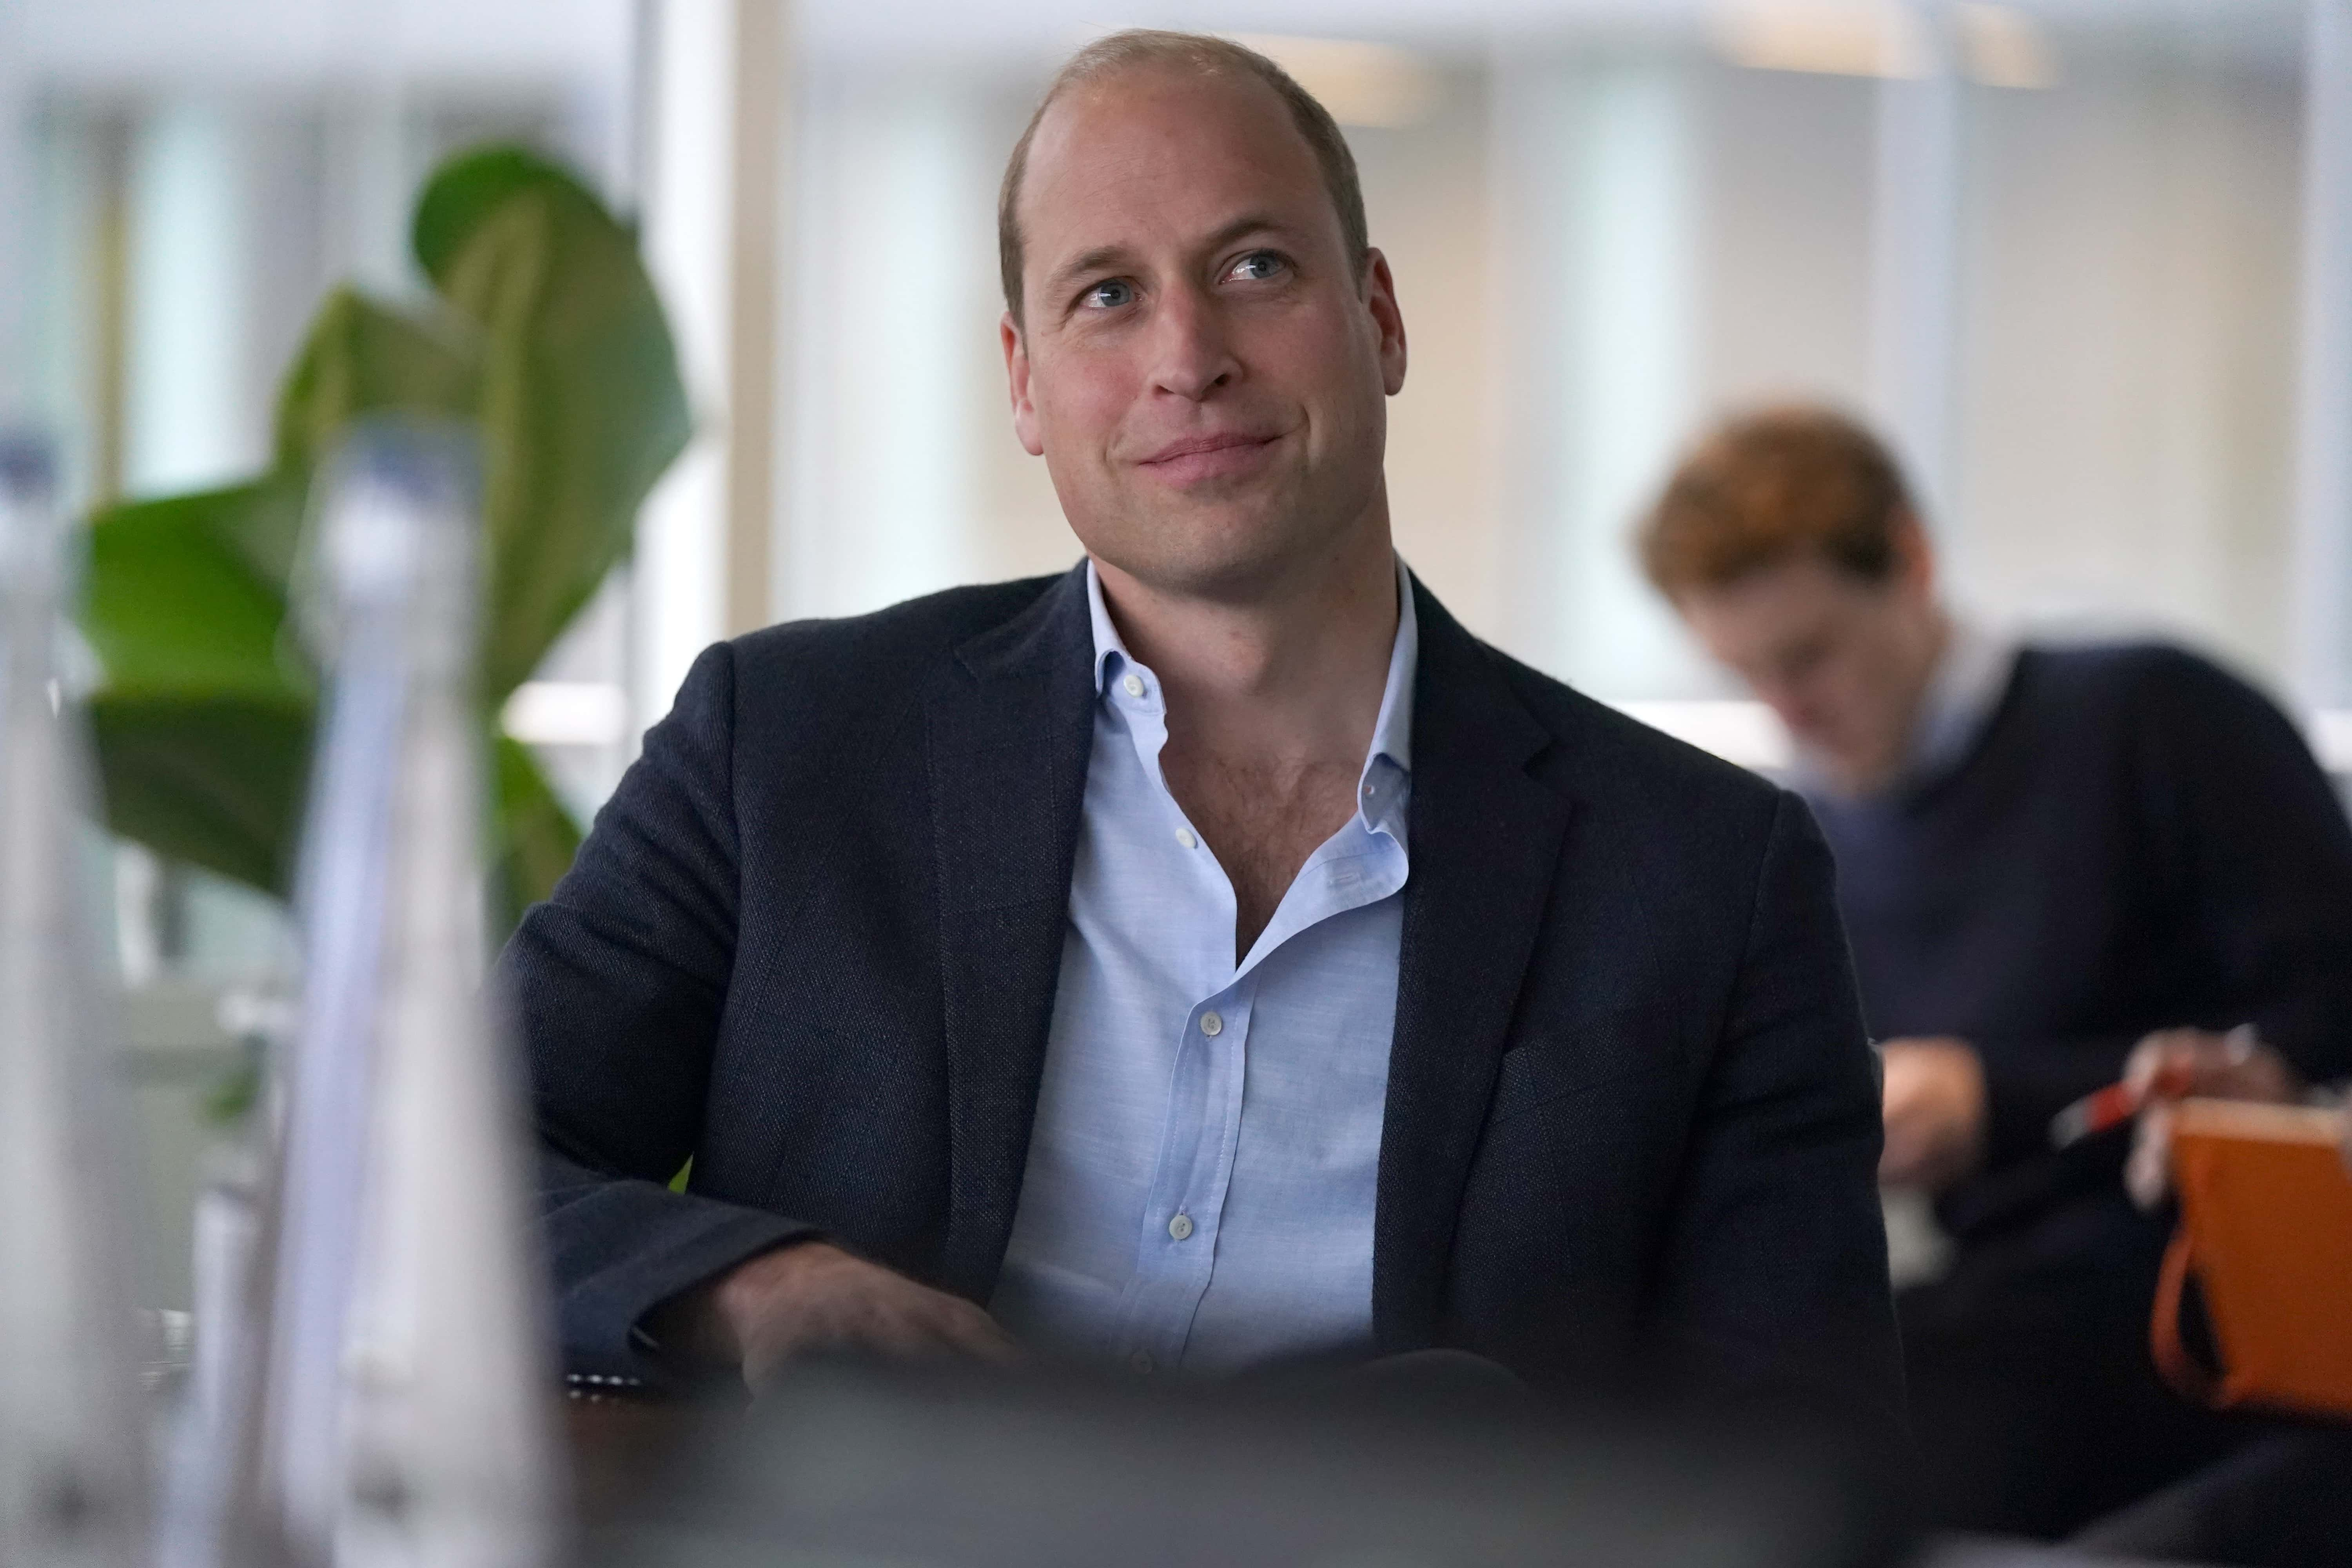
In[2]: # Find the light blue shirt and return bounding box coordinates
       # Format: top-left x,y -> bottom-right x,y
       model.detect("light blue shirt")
989,560 -> 1417,1376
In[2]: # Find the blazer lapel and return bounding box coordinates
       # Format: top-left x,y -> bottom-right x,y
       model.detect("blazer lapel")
1375,582 -> 1577,1350
926,565 -> 1098,1301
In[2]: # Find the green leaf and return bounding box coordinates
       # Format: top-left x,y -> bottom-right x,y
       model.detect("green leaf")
81,484 -> 312,700
491,734 -> 583,931
86,691 -> 314,896
272,287 -> 482,504
79,145 -> 684,938
202,1054 -> 263,1127
411,146 -> 585,284
421,151 -> 692,701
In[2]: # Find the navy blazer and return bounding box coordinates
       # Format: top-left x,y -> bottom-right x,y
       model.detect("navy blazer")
507,566 -> 1901,1433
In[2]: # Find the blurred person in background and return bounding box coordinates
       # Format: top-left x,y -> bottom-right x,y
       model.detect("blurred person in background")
1639,405 -> 2352,1539
503,38 -> 1902,1439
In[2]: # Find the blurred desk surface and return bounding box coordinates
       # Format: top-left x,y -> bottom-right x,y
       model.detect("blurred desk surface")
556,1385 -> 2187,1568
1914,1541 -> 2187,1568
564,1391 -> 720,1530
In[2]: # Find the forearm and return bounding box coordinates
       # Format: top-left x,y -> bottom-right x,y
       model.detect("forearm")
504,642 -> 776,1378
2138,652 -> 2352,1091
642,1236 -> 1017,1388
538,1149 -> 819,1381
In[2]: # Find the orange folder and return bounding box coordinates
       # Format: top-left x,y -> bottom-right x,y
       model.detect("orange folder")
2149,1098 -> 2352,1422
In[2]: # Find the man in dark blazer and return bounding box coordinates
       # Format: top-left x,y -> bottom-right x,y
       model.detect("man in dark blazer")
507,31 -> 1901,1433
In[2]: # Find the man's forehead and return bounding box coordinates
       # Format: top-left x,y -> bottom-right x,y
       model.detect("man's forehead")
1018,65 -> 1323,253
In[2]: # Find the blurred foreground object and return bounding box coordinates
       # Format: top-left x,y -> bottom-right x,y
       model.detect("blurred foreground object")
75,147 -> 690,935
2148,1098 -> 2352,1422
0,434 -> 151,1567
595,1361 -> 1905,1568
200,425 -> 563,1568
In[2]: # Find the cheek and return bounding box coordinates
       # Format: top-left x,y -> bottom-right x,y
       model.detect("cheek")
1822,659 -> 1902,737
1784,665 -> 1859,731
1828,659 -> 1880,712
1030,348 -> 1136,453
1292,313 -> 1382,420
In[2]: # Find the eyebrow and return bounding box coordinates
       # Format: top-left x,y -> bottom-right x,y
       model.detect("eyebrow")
1041,212 -> 1292,301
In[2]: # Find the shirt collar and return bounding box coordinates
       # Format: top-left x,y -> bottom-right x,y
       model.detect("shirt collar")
1367,559 -> 1417,776
1083,555 -> 1419,789
1907,615 -> 2015,785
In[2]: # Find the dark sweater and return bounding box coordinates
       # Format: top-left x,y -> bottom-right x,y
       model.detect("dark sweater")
1810,643 -> 2352,1240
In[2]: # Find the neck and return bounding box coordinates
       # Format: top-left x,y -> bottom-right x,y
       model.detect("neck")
1092,506 -> 1399,773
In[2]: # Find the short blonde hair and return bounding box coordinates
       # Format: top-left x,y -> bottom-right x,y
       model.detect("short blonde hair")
996,30 -> 1370,328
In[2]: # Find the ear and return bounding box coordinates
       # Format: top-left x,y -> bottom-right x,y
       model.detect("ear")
1363,248 -> 1408,397
1002,310 -> 1044,457
1889,508 -> 1937,601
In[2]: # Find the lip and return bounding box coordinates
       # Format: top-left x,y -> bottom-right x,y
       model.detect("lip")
1134,430 -> 1282,483
1140,431 -> 1274,464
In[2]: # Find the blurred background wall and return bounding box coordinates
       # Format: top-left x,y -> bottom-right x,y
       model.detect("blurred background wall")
4,0 -> 2344,1298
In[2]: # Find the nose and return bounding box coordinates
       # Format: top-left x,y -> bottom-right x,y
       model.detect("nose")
1148,283 -> 1240,402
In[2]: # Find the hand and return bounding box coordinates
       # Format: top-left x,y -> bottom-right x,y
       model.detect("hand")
661,1241 -> 1018,1390
2123,1026 -> 2301,1209
1878,1038 -> 1988,1191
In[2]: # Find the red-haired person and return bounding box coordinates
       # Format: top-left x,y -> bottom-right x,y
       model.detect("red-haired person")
1642,406 -> 2352,1538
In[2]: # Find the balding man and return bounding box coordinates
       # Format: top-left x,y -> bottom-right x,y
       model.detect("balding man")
510,32 -> 1900,1434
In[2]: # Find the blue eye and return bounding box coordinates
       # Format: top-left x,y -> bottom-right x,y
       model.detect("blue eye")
1228,251 -> 1286,282
1082,279 -> 1134,309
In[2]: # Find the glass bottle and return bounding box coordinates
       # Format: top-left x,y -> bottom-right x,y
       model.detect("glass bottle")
0,433 -> 151,1568
230,421 -> 561,1568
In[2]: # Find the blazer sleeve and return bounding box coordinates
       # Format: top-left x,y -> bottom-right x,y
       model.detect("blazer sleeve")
1651,789 -> 1906,1445
500,642 -> 817,1381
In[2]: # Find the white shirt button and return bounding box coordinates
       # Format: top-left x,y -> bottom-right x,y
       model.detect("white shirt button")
1199,1011 -> 1223,1037
1122,673 -> 1145,698
1176,827 -> 1197,849
1168,1212 -> 1194,1241
1129,1350 -> 1155,1374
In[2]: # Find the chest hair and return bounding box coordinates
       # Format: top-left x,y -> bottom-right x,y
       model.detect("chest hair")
1165,749 -> 1362,963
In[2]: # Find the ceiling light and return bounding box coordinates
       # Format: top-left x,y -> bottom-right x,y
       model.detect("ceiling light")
1712,0 -> 2058,87
1225,34 -> 1442,130
1710,1 -> 1925,80
1957,4 -> 2060,89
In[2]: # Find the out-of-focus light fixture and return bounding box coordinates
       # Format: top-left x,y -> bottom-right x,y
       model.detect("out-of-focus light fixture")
1710,1 -> 2058,88
1225,34 -> 1442,129
1955,3 -> 2060,89
1711,0 -> 1923,79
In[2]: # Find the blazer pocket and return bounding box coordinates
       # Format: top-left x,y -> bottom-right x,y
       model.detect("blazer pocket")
1486,1009 -> 1668,1127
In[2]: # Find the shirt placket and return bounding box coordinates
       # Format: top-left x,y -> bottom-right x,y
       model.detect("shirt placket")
1113,972 -> 1254,1374
1116,818 -> 1404,1375
1094,654 -> 1232,1373
1094,650 -> 1407,1376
